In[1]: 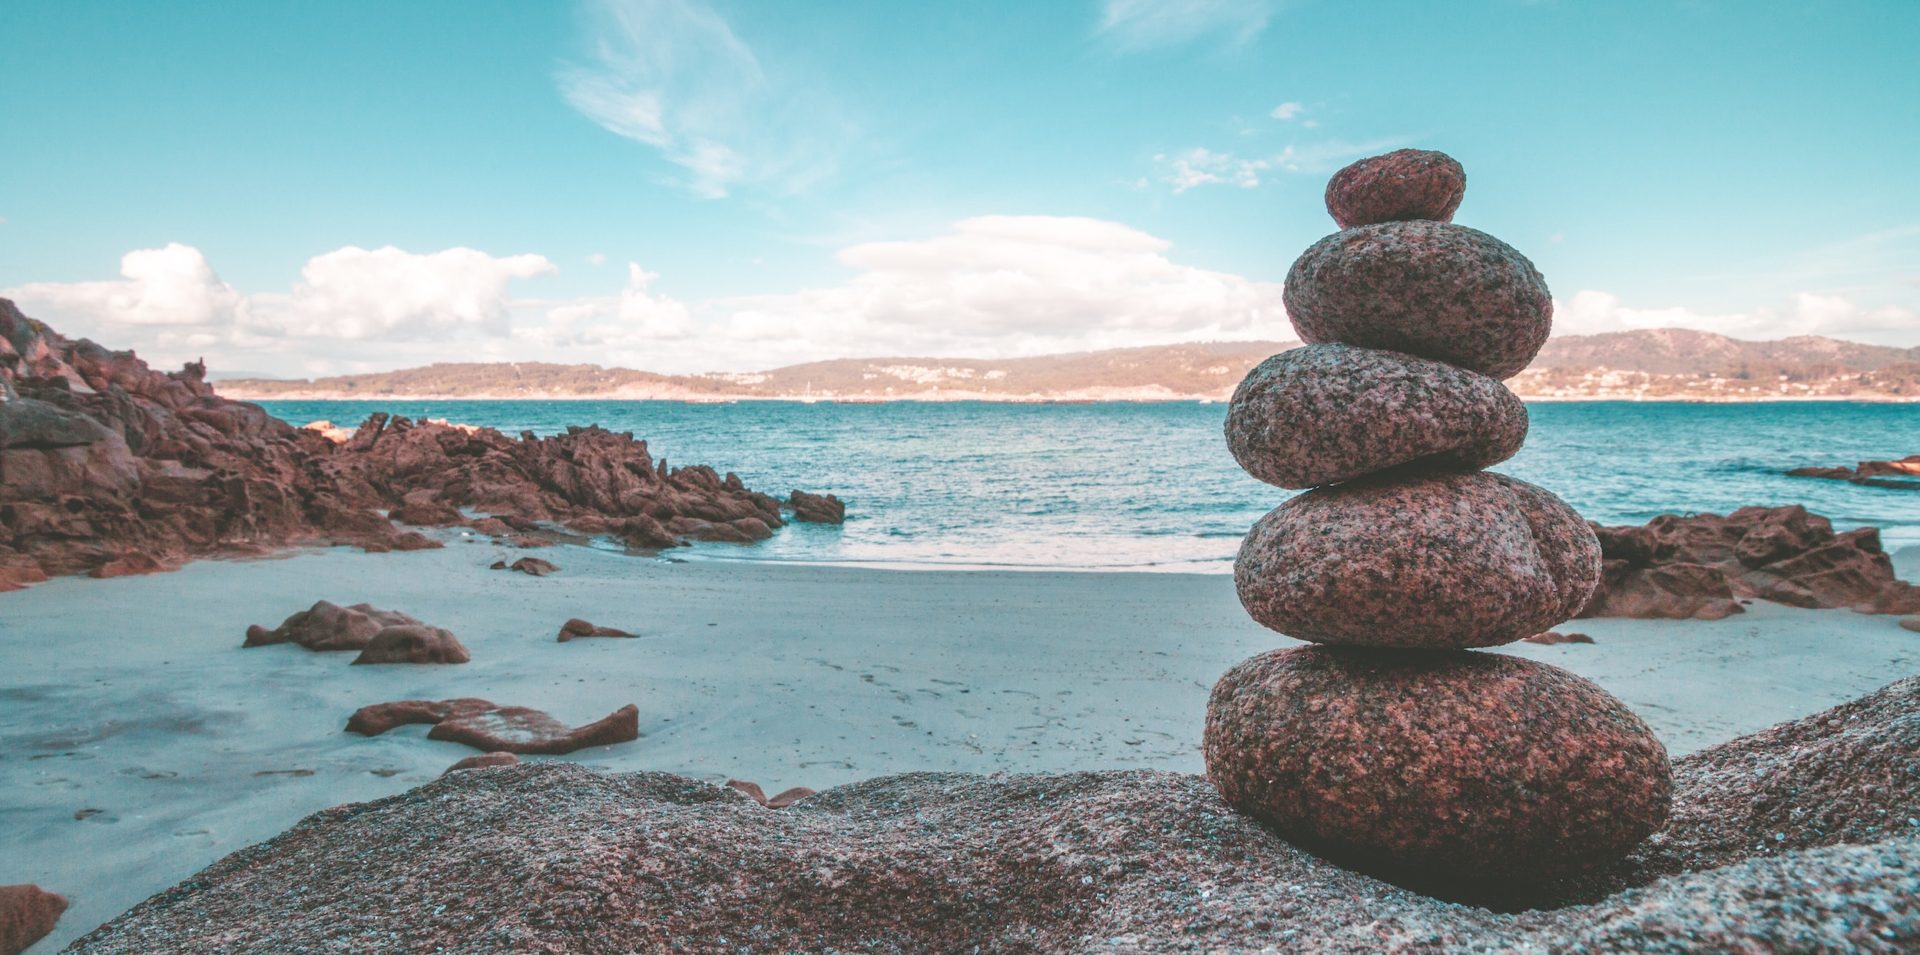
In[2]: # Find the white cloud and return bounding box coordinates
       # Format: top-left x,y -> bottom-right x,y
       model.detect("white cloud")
254,246 -> 556,340
558,0 -> 845,198
1098,0 -> 1277,49
538,262 -> 694,348
5,243 -> 246,330
586,252 -> 608,266
1153,137 -> 1403,193
1554,289 -> 1920,345
1269,101 -> 1304,120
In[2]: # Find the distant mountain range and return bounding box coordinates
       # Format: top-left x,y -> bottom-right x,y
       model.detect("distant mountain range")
216,329 -> 1920,402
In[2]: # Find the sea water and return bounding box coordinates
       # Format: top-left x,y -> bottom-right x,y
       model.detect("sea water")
256,400 -> 1920,572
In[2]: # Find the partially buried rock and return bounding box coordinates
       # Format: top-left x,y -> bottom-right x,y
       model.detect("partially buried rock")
350,624 -> 470,665
726,779 -> 816,808
1524,630 -> 1595,645
1324,148 -> 1467,229
443,752 -> 520,775
0,884 -> 66,955
557,618 -> 634,642
1236,470 -> 1601,648
1285,220 -> 1552,380
346,698 -> 639,755
244,600 -> 422,652
492,556 -> 558,576
1225,343 -> 1527,488
1902,615 -> 1920,633
1204,646 -> 1670,894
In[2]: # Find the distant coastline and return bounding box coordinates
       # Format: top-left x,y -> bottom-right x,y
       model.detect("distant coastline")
217,327 -> 1920,405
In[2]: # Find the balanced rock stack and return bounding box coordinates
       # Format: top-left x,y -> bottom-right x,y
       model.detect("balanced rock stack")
1204,149 -> 1673,897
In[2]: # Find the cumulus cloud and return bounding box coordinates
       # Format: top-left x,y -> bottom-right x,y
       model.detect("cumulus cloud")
1098,0 -> 1277,49
1554,289 -> 1920,345
254,246 -> 555,340
6,243 -> 246,330
538,262 -> 694,349
558,0 -> 846,198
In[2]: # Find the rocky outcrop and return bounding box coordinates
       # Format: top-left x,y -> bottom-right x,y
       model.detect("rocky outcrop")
556,618 -> 634,642
789,490 -> 846,524
1224,343 -> 1528,488
345,698 -> 639,754
244,601 -> 423,652
0,884 -> 66,955
491,556 -> 558,577
0,300 -> 842,589
68,679 -> 1920,953
349,624 -> 470,665
1789,454 -> 1920,489
1580,505 -> 1920,618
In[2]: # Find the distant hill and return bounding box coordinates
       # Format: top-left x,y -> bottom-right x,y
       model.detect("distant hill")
217,330 -> 1920,402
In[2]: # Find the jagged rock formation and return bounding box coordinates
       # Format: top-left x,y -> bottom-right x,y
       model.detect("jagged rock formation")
1789,454 -> 1920,490
1580,504 -> 1920,619
66,678 -> 1920,953
1211,150 -> 1668,891
0,299 -> 842,589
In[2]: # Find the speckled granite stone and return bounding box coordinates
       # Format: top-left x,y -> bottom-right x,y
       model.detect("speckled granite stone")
1324,149 -> 1467,229
1285,220 -> 1552,380
1225,343 -> 1527,489
1235,470 -> 1601,648
1204,646 -> 1671,891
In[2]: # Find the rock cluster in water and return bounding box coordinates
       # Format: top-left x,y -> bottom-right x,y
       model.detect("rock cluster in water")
1208,150 -> 1672,894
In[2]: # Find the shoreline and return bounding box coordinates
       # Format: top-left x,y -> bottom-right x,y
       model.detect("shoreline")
221,389 -> 1920,404
5,536 -> 1917,949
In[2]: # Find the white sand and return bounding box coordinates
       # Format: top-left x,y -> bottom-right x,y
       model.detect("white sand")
3,539 -> 1917,950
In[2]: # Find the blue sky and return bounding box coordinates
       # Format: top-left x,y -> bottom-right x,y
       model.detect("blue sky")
2,0 -> 1916,376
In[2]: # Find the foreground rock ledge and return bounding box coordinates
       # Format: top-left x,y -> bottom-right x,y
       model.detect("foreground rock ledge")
72,678 -> 1920,954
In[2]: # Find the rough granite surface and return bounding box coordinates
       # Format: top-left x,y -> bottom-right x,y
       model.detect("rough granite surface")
1225,343 -> 1527,489
1204,646 -> 1671,893
1284,220 -> 1552,380
1324,148 -> 1467,229
67,678 -> 1920,953
1235,470 -> 1602,648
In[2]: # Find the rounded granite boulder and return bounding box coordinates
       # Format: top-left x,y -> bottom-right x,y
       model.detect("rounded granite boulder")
1225,343 -> 1527,489
1235,470 -> 1600,648
1204,645 -> 1671,889
1284,220 -> 1552,380
1324,148 -> 1466,229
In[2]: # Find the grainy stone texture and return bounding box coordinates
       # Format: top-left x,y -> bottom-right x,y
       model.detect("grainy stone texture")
242,600 -> 421,652
1324,149 -> 1467,229
348,624 -> 470,665
1204,647 -> 1670,894
344,698 -> 639,755
1236,470 -> 1601,648
1225,343 -> 1527,488
67,680 -> 1920,953
1285,221 -> 1552,380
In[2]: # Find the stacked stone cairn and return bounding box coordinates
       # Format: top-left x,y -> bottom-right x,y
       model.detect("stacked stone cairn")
1204,149 -> 1673,898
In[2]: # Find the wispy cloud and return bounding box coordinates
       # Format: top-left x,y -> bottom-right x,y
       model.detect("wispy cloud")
1555,289 -> 1920,345
1097,0 -> 1278,50
1269,101 -> 1304,120
1152,137 -> 1405,193
557,0 -> 847,198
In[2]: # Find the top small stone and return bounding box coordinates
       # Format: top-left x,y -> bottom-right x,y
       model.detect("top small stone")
1324,149 -> 1466,229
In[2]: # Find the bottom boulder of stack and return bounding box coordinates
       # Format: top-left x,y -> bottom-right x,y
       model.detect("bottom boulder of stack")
1203,645 -> 1671,899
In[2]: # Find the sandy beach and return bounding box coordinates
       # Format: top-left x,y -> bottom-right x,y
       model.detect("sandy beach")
2,537 -> 1914,949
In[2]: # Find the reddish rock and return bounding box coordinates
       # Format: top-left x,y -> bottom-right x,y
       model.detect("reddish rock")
1524,630 -> 1595,644
0,551 -> 50,592
346,698 -> 638,755
350,625 -> 470,665
493,556 -> 557,577
557,618 -> 634,642
443,752 -> 521,775
244,600 -> 422,651
78,681 -> 1920,953
1284,220 -> 1553,380
789,490 -> 846,524
0,884 -> 66,955
1205,646 -> 1670,891
1789,454 -> 1920,489
726,779 -> 817,808
466,517 -> 515,536
388,499 -> 463,526
1225,343 -> 1527,488
1579,505 -> 1920,618
1236,471 -> 1600,648
1900,615 -> 1919,633
1323,148 -> 1467,229
88,553 -> 166,578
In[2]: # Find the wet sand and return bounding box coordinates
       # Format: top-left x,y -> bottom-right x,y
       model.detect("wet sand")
3,538 -> 1916,950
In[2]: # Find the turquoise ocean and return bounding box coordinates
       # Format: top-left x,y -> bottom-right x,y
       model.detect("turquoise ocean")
256,400 -> 1920,572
